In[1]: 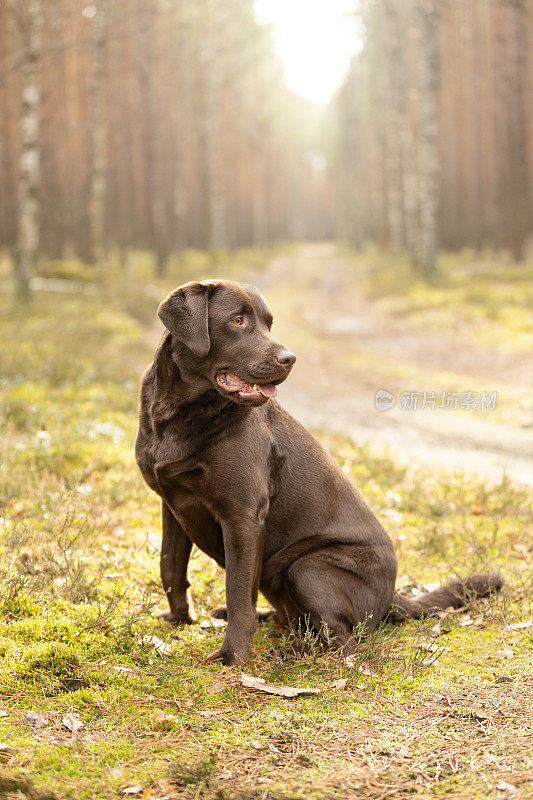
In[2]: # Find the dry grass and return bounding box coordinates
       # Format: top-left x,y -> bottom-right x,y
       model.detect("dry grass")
166,677 -> 532,800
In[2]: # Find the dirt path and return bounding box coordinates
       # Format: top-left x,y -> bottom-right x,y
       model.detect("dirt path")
147,243 -> 533,485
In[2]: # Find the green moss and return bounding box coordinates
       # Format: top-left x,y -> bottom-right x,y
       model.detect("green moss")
13,642 -> 86,695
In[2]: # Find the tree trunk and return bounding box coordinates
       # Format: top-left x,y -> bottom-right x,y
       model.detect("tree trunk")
15,0 -> 43,302
88,2 -> 106,275
137,0 -> 170,276
401,107 -> 419,256
506,0 -> 529,262
203,0 -> 227,250
414,0 -> 441,276
384,0 -> 406,251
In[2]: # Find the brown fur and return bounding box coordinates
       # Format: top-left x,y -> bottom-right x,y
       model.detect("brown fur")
135,280 -> 504,666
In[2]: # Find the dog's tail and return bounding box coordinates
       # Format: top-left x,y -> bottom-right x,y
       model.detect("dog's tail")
386,571 -> 504,622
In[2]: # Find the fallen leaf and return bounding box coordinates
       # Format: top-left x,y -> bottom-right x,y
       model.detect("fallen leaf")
358,665 -> 379,677
471,503 -> 485,515
0,711 -> 7,718
419,642 -> 451,653
23,710 -> 47,728
331,678 -> 348,690
507,620 -> 532,630
62,712 -> 84,733
240,672 -> 322,697
207,680 -> 226,694
152,709 -> 178,727
494,648 -> 514,660
114,666 -> 134,673
109,767 -> 125,779
134,634 -> 173,656
496,780 -> 518,798
0,743 -> 14,755
268,743 -> 281,755
122,786 -> 144,795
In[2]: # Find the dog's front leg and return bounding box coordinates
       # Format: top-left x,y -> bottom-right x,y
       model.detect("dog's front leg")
160,501 -> 196,624
208,514 -> 265,667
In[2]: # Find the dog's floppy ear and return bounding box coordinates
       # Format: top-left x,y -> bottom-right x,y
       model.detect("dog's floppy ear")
157,282 -> 210,357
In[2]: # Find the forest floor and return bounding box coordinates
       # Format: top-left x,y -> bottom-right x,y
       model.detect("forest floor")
0,245 -> 531,799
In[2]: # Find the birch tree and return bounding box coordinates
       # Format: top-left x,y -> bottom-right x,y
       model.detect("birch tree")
14,0 -> 42,301
86,2 -> 106,273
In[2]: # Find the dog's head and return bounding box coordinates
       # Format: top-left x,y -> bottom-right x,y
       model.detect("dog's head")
158,279 -> 296,406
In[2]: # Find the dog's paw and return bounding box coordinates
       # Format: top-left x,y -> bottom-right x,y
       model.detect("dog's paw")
159,610 -> 196,626
210,606 -> 228,620
206,646 -> 247,667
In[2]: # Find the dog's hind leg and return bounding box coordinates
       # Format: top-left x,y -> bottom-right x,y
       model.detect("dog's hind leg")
280,551 -> 394,656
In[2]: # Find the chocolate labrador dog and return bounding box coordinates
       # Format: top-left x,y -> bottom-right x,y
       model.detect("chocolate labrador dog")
135,279 -> 503,666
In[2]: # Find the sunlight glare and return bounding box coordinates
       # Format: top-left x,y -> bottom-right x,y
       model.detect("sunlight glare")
254,0 -> 363,104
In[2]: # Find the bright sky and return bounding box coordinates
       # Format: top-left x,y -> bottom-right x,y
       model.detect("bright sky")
254,0 -> 363,104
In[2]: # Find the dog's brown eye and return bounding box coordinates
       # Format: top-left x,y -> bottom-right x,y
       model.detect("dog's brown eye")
232,316 -> 244,326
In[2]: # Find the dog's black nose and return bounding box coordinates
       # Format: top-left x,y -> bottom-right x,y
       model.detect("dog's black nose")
276,350 -> 296,368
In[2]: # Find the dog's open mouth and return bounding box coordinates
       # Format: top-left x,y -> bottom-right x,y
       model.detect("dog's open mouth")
217,371 -> 278,399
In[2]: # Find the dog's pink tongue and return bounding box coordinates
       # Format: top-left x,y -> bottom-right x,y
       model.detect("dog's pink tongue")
257,383 -> 277,398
